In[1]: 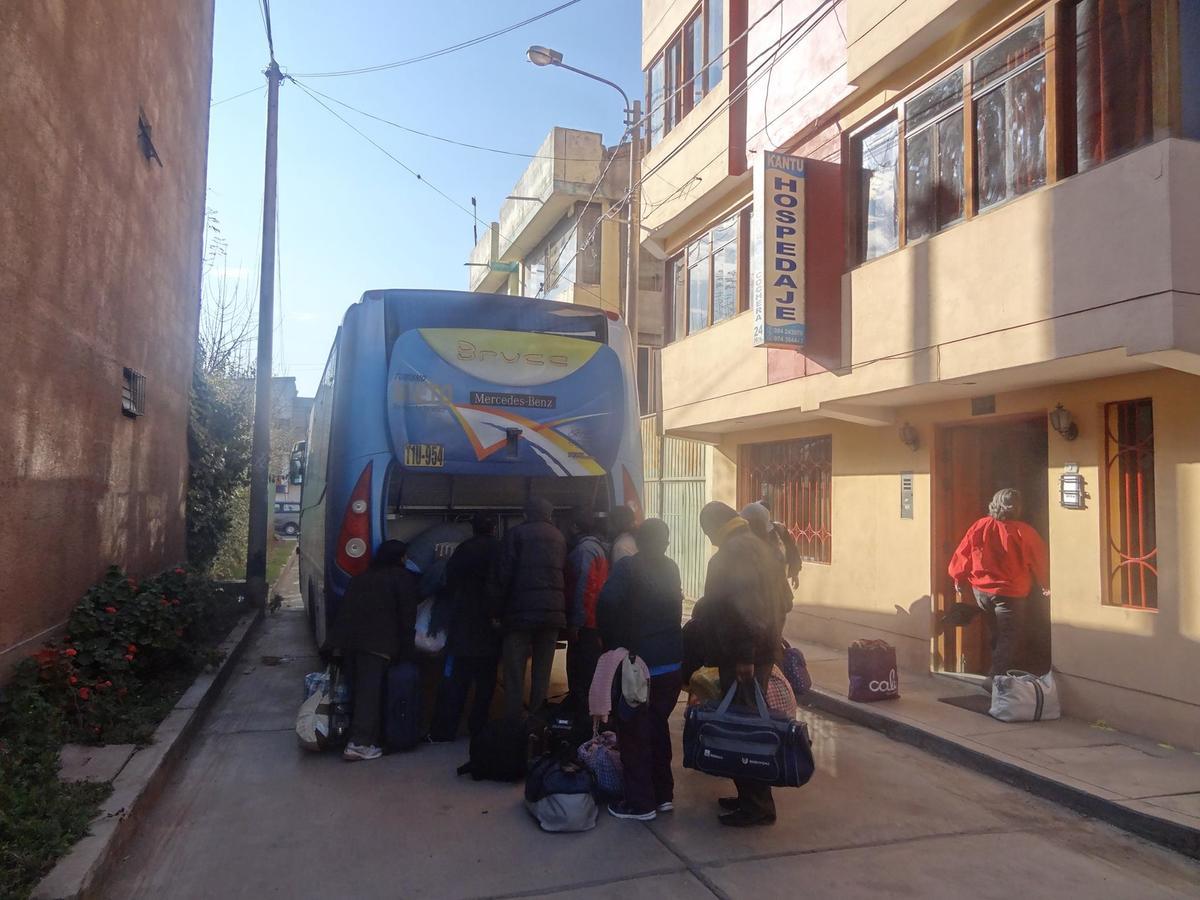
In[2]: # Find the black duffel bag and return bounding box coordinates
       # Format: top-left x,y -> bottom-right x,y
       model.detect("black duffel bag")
683,679 -> 815,787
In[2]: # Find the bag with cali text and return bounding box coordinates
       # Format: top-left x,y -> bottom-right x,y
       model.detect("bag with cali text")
847,639 -> 900,702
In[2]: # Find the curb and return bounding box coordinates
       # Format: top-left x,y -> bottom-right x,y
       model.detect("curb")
32,608 -> 265,900
801,686 -> 1200,861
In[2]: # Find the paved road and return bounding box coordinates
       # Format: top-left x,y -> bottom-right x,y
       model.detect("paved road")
107,561 -> 1200,899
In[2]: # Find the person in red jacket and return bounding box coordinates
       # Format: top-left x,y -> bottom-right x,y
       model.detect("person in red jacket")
948,488 -> 1050,683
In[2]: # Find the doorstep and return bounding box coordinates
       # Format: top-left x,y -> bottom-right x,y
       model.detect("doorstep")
790,639 -> 1200,860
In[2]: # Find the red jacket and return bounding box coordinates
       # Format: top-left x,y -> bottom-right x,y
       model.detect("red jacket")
948,517 -> 1049,599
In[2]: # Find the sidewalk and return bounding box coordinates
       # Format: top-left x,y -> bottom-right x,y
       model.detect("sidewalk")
789,638 -> 1200,859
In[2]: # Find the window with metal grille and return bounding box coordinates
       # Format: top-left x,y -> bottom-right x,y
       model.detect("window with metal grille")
1103,398 -> 1157,609
121,368 -> 146,418
739,436 -> 832,563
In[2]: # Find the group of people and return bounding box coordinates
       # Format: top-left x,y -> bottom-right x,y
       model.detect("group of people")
329,496 -> 800,828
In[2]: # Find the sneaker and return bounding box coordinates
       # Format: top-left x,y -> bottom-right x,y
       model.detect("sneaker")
718,797 -> 740,811
342,742 -> 382,761
656,801 -> 674,814
608,802 -> 656,821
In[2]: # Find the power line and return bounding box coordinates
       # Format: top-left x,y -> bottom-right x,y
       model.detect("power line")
289,79 -> 604,161
211,85 -> 265,107
259,0 -> 276,60
292,0 -> 587,78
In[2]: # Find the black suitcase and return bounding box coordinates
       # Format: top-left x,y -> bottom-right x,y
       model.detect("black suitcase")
383,660 -> 423,752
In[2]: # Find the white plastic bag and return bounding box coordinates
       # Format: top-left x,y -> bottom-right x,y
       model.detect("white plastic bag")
989,670 -> 1061,722
414,598 -> 447,654
296,681 -> 332,751
620,653 -> 649,706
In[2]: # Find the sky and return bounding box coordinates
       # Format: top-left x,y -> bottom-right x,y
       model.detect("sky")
205,0 -> 644,395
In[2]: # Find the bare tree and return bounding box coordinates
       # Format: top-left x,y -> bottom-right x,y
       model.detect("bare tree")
199,207 -> 256,377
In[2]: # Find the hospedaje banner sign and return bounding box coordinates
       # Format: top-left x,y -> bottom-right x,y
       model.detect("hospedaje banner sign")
751,152 -> 806,348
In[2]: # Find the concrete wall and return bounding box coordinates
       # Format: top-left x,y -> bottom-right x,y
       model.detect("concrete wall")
0,0 -> 215,669
846,0 -> 997,86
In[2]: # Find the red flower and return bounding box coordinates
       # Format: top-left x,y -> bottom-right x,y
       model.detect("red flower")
161,598 -> 170,606
103,680 -> 113,687
124,654 -> 134,662
174,568 -> 185,575
69,676 -> 78,685
105,606 -> 117,615
172,599 -> 180,606
126,643 -> 138,653
78,687 -> 91,700
64,648 -> 78,657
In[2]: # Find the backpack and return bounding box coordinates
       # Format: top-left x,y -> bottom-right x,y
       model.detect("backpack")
457,717 -> 542,782
524,751 -> 598,832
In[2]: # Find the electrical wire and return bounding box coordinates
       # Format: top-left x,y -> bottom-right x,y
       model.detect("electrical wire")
291,0 -> 587,78
260,0 -> 276,60
288,79 -> 604,161
211,85 -> 265,107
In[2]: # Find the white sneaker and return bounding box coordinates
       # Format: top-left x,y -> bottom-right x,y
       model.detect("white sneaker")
656,801 -> 674,813
342,742 -> 382,761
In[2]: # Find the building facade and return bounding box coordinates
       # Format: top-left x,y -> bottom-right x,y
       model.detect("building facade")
642,0 -> 1200,747
0,1 -> 216,673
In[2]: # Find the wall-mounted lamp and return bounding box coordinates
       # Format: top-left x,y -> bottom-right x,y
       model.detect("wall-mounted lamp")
1049,403 -> 1078,441
899,422 -> 920,452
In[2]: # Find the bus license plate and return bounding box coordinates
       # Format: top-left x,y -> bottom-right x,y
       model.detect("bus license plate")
404,443 -> 445,468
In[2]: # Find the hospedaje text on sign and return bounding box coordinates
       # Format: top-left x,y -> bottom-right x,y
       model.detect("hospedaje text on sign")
751,152 -> 806,348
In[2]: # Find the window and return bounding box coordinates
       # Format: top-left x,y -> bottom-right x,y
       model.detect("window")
1104,398 -> 1157,609
645,1 -> 724,149
1073,0 -> 1153,172
852,117 -> 900,262
670,207 -> 748,336
636,346 -> 659,416
739,436 -> 833,563
121,367 -> 146,417
905,69 -> 965,240
974,18 -> 1048,208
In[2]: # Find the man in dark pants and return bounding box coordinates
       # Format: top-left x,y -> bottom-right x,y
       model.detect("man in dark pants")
494,498 -> 568,720
327,540 -> 420,761
949,488 -> 1050,686
695,502 -> 793,826
429,515 -> 503,741
564,509 -> 609,722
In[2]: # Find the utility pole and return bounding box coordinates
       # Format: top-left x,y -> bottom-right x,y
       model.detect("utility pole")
245,58 -> 283,606
624,100 -> 642,359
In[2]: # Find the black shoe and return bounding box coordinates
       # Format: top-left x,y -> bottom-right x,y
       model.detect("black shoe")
718,809 -> 776,827
718,797 -> 740,811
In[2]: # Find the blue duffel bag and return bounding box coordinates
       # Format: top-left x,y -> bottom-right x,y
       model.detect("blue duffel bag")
683,678 -> 815,787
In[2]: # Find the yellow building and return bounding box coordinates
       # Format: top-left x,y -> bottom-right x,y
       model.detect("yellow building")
641,0 -> 1200,748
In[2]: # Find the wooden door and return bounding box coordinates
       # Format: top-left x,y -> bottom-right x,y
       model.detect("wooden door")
933,417 -> 1049,675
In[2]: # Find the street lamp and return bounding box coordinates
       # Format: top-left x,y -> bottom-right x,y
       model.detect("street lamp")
526,45 -> 641,352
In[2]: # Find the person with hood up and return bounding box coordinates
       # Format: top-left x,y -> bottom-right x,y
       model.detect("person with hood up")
693,501 -> 793,826
755,497 -> 803,588
564,509 -> 609,720
428,514 -> 503,741
494,497 -> 567,719
595,518 -> 684,821
328,540 -> 421,761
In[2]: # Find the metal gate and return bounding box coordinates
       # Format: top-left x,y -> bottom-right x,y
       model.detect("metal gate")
641,417 -> 708,601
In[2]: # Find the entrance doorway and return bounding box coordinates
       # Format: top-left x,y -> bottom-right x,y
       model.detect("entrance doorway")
933,415 -> 1050,676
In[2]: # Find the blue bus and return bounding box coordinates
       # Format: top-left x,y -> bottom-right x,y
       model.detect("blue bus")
298,289 -> 644,646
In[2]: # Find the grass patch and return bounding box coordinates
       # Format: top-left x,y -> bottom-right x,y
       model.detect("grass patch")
266,537 -> 295,588
0,568 -> 241,899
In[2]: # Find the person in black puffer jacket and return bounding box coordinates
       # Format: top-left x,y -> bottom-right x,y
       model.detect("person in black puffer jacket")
596,518 -> 683,821
494,497 -> 567,719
